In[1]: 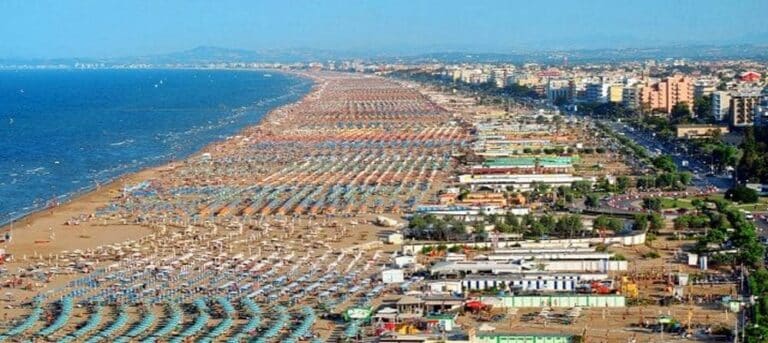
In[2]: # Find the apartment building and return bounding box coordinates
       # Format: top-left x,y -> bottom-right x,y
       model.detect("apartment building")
584,82 -> 609,103
608,85 -> 623,103
711,91 -> 731,122
731,92 -> 760,127
622,86 -> 641,109
546,79 -> 571,103
694,78 -> 717,98
638,75 -> 694,114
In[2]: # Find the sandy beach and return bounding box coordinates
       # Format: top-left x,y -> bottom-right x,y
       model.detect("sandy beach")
0,70 -> 463,342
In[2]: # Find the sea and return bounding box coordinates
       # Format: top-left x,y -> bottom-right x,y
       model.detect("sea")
0,69 -> 312,223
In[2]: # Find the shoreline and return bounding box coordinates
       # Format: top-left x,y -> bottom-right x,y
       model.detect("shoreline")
0,68 -> 318,232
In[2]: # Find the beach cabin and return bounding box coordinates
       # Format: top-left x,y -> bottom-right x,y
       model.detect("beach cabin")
382,269 -> 405,284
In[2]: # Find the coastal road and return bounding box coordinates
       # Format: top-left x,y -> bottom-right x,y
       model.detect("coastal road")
603,120 -> 733,190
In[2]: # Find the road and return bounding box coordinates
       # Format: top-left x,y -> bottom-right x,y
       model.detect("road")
603,120 -> 734,190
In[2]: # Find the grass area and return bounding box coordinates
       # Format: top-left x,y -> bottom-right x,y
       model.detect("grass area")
659,197 -> 696,209
661,194 -> 768,211
706,194 -> 768,210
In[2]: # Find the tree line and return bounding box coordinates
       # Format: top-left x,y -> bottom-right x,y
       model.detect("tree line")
738,127 -> 768,184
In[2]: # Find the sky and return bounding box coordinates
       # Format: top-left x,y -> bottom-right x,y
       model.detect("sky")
1,0 -> 767,59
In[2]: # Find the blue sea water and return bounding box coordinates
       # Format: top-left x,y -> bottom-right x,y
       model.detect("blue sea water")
0,69 -> 312,221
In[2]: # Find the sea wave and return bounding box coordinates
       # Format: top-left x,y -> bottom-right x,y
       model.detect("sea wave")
110,139 -> 135,146
0,69 -> 313,226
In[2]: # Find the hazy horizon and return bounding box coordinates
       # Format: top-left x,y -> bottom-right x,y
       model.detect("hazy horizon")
2,0 -> 768,60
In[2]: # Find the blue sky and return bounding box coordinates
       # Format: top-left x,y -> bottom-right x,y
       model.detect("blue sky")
1,0 -> 767,58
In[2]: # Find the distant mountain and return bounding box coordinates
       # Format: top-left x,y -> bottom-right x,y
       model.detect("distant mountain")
3,44 -> 768,66
126,46 -> 349,64
389,44 -> 768,64
0,46 -> 366,66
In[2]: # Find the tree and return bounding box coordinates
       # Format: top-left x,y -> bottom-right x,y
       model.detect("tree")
737,127 -> 768,183
670,101 -> 693,124
643,197 -> 663,212
725,185 -> 759,203
632,214 -> 649,231
694,95 -> 712,120
474,229 -> 489,242
678,172 -> 693,186
555,214 -> 584,238
505,213 -> 521,233
616,176 -> 631,193
649,213 -> 665,233
571,181 -> 593,196
593,215 -> 611,231
528,221 -> 548,238
584,193 -> 600,208
458,187 -> 471,201
636,176 -> 656,190
406,214 -> 469,241
538,215 -> 557,232
652,155 -> 677,173
655,173 -> 676,189
596,176 -> 617,193
594,215 -> 623,232
712,144 -> 740,172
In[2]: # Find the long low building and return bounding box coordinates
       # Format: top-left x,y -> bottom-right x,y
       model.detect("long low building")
430,259 -> 627,274
413,205 -> 529,221
379,332 -> 574,343
480,295 -> 626,308
474,333 -> 574,343
458,174 -> 588,191
400,231 -> 648,255
492,247 -> 594,254
482,252 -> 614,261
462,273 -> 608,292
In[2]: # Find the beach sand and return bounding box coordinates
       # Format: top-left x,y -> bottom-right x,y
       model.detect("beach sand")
1,168 -> 159,258
0,71 -> 459,342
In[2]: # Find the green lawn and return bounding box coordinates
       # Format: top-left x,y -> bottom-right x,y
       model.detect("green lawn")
660,197 -> 696,209
661,194 -> 768,211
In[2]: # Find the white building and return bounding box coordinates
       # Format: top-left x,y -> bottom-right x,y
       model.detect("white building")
387,233 -> 404,245
394,255 -> 415,268
458,174 -> 587,192
546,79 -> 571,103
711,91 -> 731,122
382,269 -> 405,284
413,205 -> 514,222
584,82 -> 610,103
462,273 -> 606,292
428,280 -> 463,294
430,258 -> 627,274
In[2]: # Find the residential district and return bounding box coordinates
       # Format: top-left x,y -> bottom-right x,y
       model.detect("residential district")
2,57 -> 768,343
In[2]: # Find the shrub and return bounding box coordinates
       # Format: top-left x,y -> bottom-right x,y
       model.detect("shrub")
725,185 -> 759,204
643,197 -> 662,211
643,251 -> 661,259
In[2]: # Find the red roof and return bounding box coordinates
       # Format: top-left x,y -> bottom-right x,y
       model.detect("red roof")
740,71 -> 762,82
537,69 -> 561,77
